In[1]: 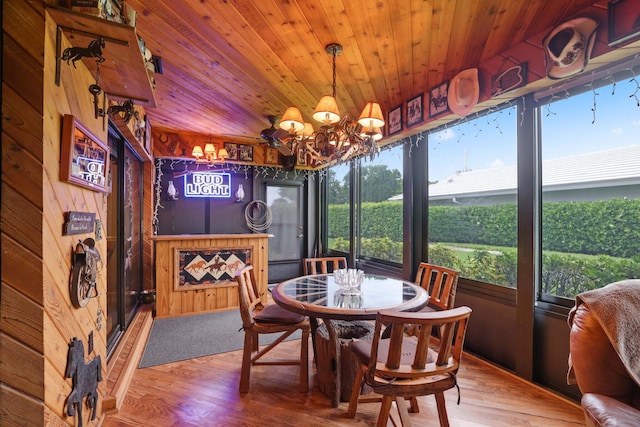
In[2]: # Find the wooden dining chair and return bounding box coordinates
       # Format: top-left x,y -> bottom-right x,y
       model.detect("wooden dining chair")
347,306 -> 472,427
303,256 -> 347,275
415,262 -> 459,312
235,265 -> 310,393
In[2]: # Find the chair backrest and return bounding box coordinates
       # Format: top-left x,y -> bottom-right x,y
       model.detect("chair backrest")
366,306 -> 472,386
303,257 -> 347,275
415,262 -> 459,311
236,265 -> 262,329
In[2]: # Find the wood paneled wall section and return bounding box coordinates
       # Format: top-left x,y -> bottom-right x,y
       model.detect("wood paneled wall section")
2,1 -> 47,425
0,1 -> 139,425
153,234 -> 269,318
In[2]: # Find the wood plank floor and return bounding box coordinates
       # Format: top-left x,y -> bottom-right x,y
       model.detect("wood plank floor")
102,337 -> 585,427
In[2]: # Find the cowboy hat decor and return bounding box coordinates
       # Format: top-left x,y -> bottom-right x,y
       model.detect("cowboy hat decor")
448,68 -> 480,117
543,17 -> 599,80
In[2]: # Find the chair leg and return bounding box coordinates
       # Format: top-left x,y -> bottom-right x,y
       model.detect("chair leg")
408,396 -> 420,413
347,364 -> 366,418
239,331 -> 253,393
377,395 -> 394,427
395,396 -> 412,426
434,392 -> 450,427
299,328 -> 309,392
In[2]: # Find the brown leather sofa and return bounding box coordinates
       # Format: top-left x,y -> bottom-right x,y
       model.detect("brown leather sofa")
567,280 -> 640,426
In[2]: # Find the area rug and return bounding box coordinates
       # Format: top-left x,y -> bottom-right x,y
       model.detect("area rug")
139,309 -> 300,368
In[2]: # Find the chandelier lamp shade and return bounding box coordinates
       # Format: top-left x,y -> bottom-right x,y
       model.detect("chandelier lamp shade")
278,42 -> 385,166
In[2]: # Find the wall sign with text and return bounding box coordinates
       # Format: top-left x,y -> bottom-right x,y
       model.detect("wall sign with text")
183,171 -> 231,198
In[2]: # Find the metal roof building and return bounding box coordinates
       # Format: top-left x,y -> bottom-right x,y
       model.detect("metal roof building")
389,145 -> 640,205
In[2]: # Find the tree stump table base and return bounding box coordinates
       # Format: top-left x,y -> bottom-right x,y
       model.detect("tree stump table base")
314,320 -> 374,402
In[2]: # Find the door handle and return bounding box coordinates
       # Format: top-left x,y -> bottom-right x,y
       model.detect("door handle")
297,234 -> 304,238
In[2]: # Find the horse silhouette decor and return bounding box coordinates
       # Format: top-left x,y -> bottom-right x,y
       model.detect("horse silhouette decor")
61,38 -> 106,68
65,337 -> 102,427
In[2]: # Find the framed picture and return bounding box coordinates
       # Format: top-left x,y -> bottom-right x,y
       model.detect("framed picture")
224,142 -> 239,160
238,144 -> 253,162
429,81 -> 450,118
174,247 -> 252,290
60,114 -> 110,193
265,147 -> 278,164
387,105 -> 403,136
297,147 -> 307,166
608,0 -> 640,46
406,94 -> 424,127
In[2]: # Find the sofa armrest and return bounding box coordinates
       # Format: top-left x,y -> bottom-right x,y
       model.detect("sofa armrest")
582,393 -> 640,427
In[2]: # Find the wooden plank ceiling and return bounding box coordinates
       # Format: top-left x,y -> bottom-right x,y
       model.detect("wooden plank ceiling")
127,0 -> 608,144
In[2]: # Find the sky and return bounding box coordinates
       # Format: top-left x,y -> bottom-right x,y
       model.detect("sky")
358,76 -> 640,183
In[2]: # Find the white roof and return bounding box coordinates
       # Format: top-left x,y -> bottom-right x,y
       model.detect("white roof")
389,145 -> 640,200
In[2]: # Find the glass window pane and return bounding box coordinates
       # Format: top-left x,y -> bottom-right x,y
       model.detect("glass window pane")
327,163 -> 350,253
428,106 -> 518,287
359,145 -> 403,263
540,78 -> 640,299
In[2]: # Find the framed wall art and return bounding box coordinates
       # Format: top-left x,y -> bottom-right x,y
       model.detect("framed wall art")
60,114 -> 110,193
387,104 -> 403,136
406,93 -> 424,127
297,147 -> 307,166
174,247 -> 252,290
265,147 -> 278,164
608,0 -> 640,46
224,142 -> 239,160
429,81 -> 450,118
238,144 -> 254,162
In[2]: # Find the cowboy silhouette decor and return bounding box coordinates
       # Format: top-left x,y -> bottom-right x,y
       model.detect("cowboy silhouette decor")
65,337 -> 102,427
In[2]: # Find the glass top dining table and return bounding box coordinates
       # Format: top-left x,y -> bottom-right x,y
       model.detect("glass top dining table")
271,273 -> 429,407
271,273 -> 429,321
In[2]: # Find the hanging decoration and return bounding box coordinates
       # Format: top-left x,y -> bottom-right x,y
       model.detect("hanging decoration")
244,200 -> 273,232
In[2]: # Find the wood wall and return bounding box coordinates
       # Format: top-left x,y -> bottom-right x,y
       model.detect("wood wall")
2,1 -> 48,425
2,2 -> 153,425
153,234 -> 269,318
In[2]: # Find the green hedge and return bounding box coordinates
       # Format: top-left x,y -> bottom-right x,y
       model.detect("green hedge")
329,198 -> 640,258
334,238 -> 640,296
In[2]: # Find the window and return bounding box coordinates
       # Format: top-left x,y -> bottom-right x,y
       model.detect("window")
539,77 -> 640,300
358,144 -> 403,263
427,106 -> 518,287
326,144 -> 404,264
327,162 -> 350,253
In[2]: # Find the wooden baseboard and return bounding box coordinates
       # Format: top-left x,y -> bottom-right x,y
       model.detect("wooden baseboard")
103,305 -> 154,413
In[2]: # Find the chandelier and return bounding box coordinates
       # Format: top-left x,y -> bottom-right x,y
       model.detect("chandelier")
278,43 -> 385,167
191,136 -> 229,165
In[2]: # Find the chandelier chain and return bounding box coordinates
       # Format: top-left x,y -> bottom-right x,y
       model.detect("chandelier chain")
332,48 -> 337,98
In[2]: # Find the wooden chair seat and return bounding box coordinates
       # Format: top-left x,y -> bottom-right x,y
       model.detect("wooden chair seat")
253,303 -> 306,324
236,265 -> 310,393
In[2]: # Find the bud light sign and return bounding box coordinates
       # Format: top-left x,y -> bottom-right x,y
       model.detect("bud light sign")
184,172 -> 231,198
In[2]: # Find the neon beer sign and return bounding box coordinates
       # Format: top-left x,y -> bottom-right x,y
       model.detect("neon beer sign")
184,172 -> 231,198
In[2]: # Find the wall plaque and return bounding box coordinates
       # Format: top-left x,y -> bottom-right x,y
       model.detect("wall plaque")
63,211 -> 96,235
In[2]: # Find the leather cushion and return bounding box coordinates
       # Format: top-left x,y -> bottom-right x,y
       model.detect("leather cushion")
253,304 -> 305,324
350,337 -> 436,367
570,304 -> 637,400
582,393 -> 640,427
